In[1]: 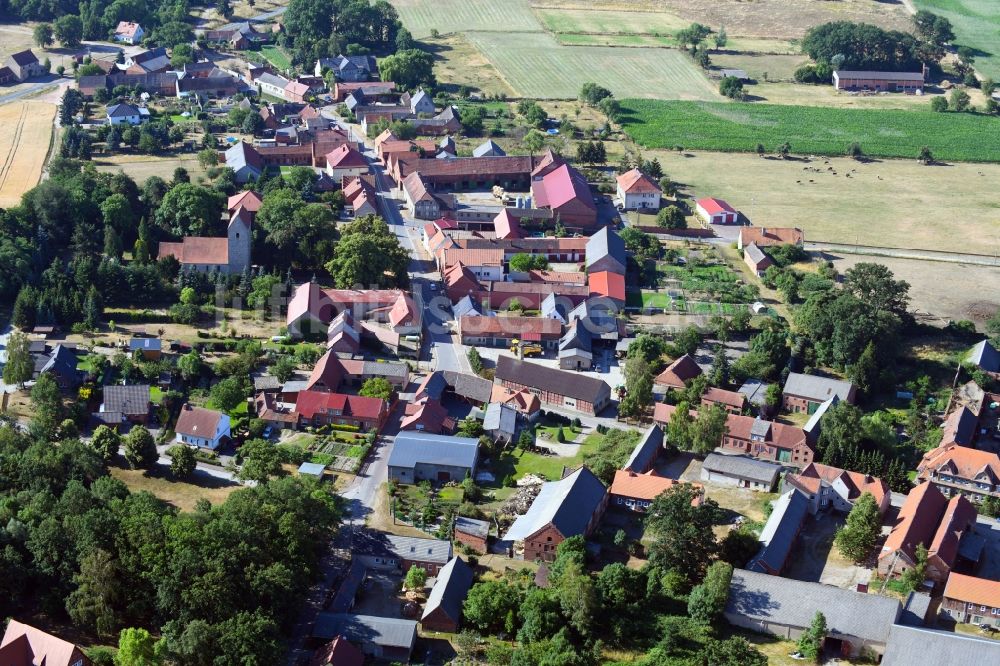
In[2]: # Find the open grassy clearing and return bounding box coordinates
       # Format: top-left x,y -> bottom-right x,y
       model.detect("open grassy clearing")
258,45 -> 292,71
644,149 -> 1000,254
389,0 -> 543,38
742,81 -> 987,109
0,100 -> 55,208
94,154 -> 208,184
465,31 -> 719,100
534,7 -> 688,35
710,54 -> 808,81
109,465 -> 240,512
554,33 -> 672,48
621,99 -> 1000,161
425,34 -> 516,98
914,0 -> 1000,80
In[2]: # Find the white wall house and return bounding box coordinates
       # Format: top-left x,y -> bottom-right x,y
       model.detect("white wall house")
106,103 -> 142,125
174,405 -> 231,450
114,21 -> 144,45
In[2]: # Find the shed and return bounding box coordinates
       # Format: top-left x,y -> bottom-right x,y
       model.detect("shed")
454,516 -> 489,553
298,461 -> 327,478
748,490 -> 809,575
421,557 -> 474,632
700,453 -> 781,491
388,432 -> 479,484
622,424 -> 664,473
483,402 -> 517,442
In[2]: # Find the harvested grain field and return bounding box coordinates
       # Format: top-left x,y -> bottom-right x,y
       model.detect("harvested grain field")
0,100 -> 55,208
465,31 -> 719,100
646,150 -> 1000,255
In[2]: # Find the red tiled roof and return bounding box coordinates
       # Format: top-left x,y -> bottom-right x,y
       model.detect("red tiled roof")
460,315 -> 561,338
616,168 -> 661,194
919,444 -> 1000,484
491,386 -> 541,414
702,387 -> 747,409
531,163 -> 596,213
157,237 -> 228,265
739,227 -> 804,247
697,197 -> 736,215
493,209 -> 523,240
175,405 -> 224,437
0,620 -> 84,666
589,271 -> 625,301
790,462 -> 889,509
306,350 -> 345,391
401,398 -> 453,433
944,573 -> 1000,608
309,636 -> 364,666
610,469 -> 702,503
880,482 -> 947,563
115,21 -> 142,38
228,190 -> 262,213
440,248 -> 504,268
295,390 -> 386,421
654,354 -> 702,388
388,294 -> 417,328
284,80 -> 311,97
326,144 -> 368,169
725,413 -> 809,450
529,270 -> 586,285
395,155 -> 537,181
929,495 -> 977,566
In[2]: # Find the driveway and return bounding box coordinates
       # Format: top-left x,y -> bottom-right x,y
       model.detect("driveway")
785,512 -> 872,589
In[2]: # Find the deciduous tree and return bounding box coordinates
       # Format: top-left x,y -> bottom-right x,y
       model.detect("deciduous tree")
124,426 -> 157,470
835,492 -> 881,562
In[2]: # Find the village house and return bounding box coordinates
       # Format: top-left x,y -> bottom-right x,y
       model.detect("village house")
454,516 -> 490,554
437,248 -> 504,281
203,21 -> 267,50
695,197 -> 739,225
501,467 -> 608,561
725,569 -> 901,659
406,89 -> 436,115
615,168 -> 661,210
332,80 -> 395,102
833,69 -> 924,92
97,384 -> 152,426
402,172 -> 443,220
0,619 -> 91,666
400,396 -> 454,435
354,531 -> 453,575
157,205 -> 251,274
34,344 -> 80,389
748,490 -> 810,575
785,462 -> 891,515
174,405 -> 230,450
6,50 -> 45,81
700,453 -> 781,491
653,354 -> 703,392
325,144 -> 369,180
737,226 -> 804,249
700,386 -> 746,414
459,315 -> 562,349
495,356 -> 612,415
316,54 -> 377,81
472,138 -> 505,157
124,47 -> 170,74
285,282 -> 415,338
877,482 -> 979,583
585,226 -> 626,275
917,444 -> 1000,504
782,372 -> 857,413
294,391 -> 388,432
743,242 -> 773,277
114,21 -> 144,44
312,614 -> 416,663
388,432 -> 479,484
940,573 -> 1000,628
610,470 -> 702,512
129,336 -> 162,360
420,557 -> 474,633
106,102 -> 144,125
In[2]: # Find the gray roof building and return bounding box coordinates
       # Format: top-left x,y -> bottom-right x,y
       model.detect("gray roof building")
484,402 -> 517,439
451,295 -> 481,319
472,139 -> 506,157
38,344 -> 79,386
455,516 -> 489,539
881,624 -> 1000,665
968,339 -> 1000,373
503,467 -> 607,542
354,531 -> 453,566
585,226 -> 626,274
726,569 -> 901,647
129,337 -> 161,352
744,242 -> 770,266
748,490 -> 809,575
784,372 -> 856,404
441,370 -> 494,405
388,432 -> 479,475
541,293 -> 568,324
701,453 -> 782,487
101,384 -> 151,416
495,356 -> 611,409
312,614 -> 417,660
803,395 -> 838,439
421,557 -> 474,630
225,142 -> 263,182
738,379 -> 770,407
107,102 -> 140,118
623,424 -> 663,473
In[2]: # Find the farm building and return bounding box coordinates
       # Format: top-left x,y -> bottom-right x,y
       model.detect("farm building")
782,372 -> 857,413
312,614 -> 417,663
695,197 -> 739,225
494,356 -> 612,415
354,531 -> 453,575
420,557 -> 474,633
748,490 -> 809,575
737,227 -> 804,249
725,569 -> 901,659
700,453 -> 781,491
458,315 -> 561,349
454,516 -> 489,554
530,150 -> 598,229
882,625 -> 1000,666
6,50 -> 45,81
585,226 -> 626,275
700,387 -> 746,414
622,424 -> 664,474
501,467 -> 608,561
387,432 -> 479,484
743,242 -> 773,276
653,354 -> 702,391
833,70 -> 924,93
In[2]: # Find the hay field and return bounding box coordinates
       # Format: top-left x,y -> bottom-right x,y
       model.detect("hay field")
425,34 -> 516,98
465,31 -> 719,100
0,101 -> 55,208
914,0 -> 1000,80
94,154 -> 208,184
389,0 -> 543,37
647,149 -> 1000,254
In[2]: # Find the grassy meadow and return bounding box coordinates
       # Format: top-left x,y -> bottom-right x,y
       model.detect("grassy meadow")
914,0 -> 1000,79
389,0 -> 543,37
621,99 -> 1000,161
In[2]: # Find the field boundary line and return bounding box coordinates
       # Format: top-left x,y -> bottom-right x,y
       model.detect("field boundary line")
806,241 -> 1000,267
0,102 -> 27,193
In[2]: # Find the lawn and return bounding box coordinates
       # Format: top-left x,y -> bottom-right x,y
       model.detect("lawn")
258,45 -> 292,71
535,7 -> 688,37
465,31 -> 719,100
621,99 -> 1000,162
109,465 -> 240,512
491,432 -> 604,483
94,154 -> 208,184
914,0 -> 1000,80
389,0 -> 543,37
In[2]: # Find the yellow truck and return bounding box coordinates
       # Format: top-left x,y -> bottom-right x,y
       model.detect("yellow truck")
510,339 -> 543,357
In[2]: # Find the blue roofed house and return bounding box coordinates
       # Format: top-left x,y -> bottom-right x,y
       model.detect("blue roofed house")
968,339 -> 1000,373
501,466 -> 608,561
472,139 -> 506,157
585,226 -> 626,275
748,489 -> 809,575
420,557 -> 474,632
225,141 -> 264,183
387,432 -> 479,484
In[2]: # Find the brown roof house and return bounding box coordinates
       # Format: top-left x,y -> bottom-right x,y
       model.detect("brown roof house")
174,405 -> 231,451
877,482 -> 979,583
785,462 -> 890,516
501,466 -> 608,561
6,50 -> 45,81
941,573 -> 1000,629
918,444 -> 1000,504
615,168 -> 661,210
653,354 -> 703,392
0,619 -> 90,666
738,227 -> 804,249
